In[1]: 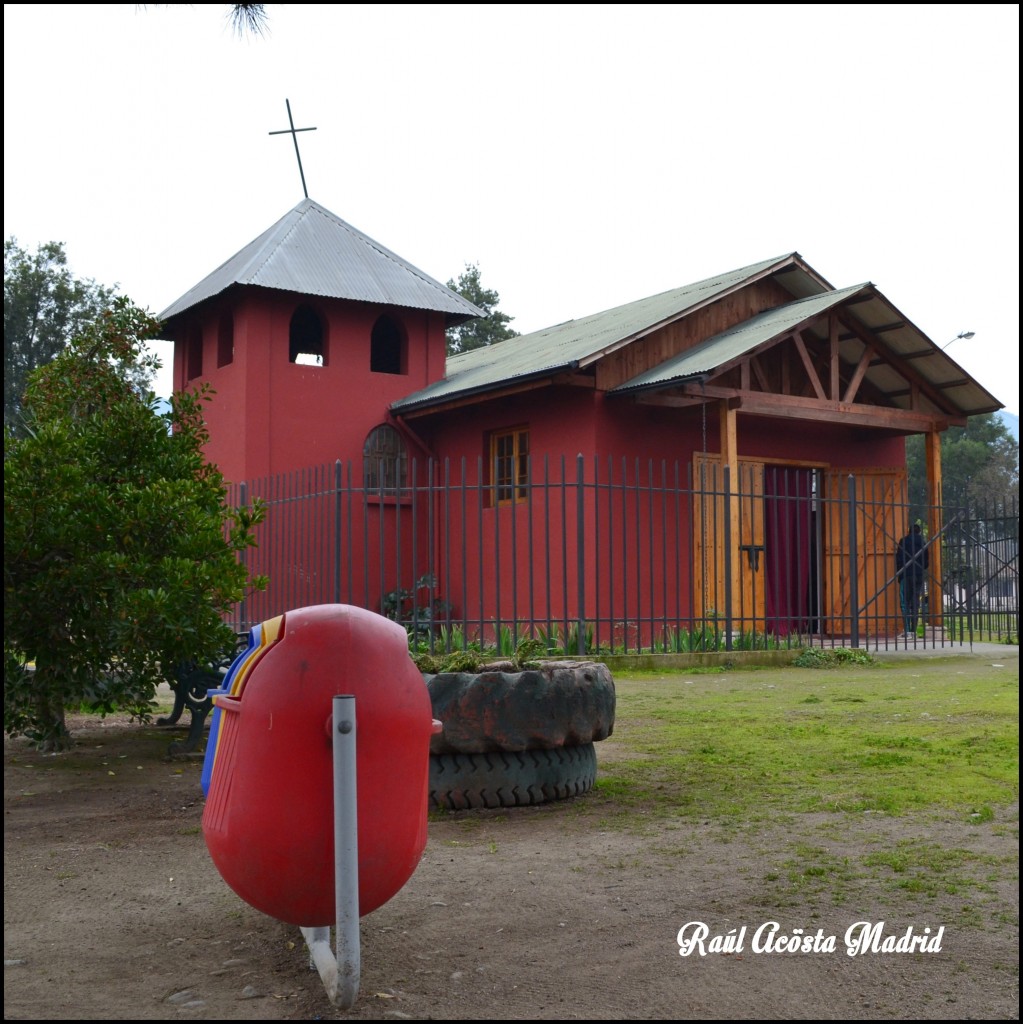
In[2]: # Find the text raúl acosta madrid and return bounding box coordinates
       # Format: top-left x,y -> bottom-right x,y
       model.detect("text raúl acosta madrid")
677,921 -> 944,957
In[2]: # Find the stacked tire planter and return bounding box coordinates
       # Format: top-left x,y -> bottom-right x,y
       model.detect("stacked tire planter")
425,661 -> 616,810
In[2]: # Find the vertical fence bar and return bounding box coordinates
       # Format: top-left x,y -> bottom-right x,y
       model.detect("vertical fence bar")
511,454 -> 519,647
544,456 -> 552,650
458,458 -> 467,648
1015,498 -> 1021,646
443,458 -> 453,649
477,456 -> 485,646
618,460 -> 626,651
847,474 -> 860,648
493,455 -> 502,651
592,456 -> 601,650
237,482 -> 249,633
343,463 -> 352,606
659,460 -> 667,648
723,464 -> 733,652
410,458 -> 419,642
606,456 -> 615,653
687,461 -> 696,647
643,462 -> 651,647
377,471 -> 386,625
576,454 -> 586,656
333,462 -> 342,605
673,460 -> 681,641
427,459 -> 436,653
395,462 -> 405,627
527,456 -> 535,643
634,458 -> 642,650
361,469 -> 370,616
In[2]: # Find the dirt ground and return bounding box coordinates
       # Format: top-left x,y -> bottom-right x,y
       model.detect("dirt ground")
4,668 -> 1019,1021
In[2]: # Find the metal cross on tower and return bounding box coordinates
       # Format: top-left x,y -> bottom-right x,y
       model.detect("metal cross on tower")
269,99 -> 317,199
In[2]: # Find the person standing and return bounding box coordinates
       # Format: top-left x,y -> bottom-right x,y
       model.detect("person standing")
896,523 -> 929,639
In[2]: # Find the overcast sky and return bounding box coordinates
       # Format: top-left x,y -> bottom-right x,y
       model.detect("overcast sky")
4,4 -> 1019,414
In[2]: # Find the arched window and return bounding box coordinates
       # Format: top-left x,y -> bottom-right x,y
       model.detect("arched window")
363,424 -> 408,493
289,305 -> 327,365
370,315 -> 406,374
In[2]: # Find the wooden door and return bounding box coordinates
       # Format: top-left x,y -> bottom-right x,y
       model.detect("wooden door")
822,468 -> 907,638
693,454 -> 766,637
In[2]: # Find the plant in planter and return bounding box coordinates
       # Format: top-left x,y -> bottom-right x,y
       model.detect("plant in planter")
381,573 -> 452,642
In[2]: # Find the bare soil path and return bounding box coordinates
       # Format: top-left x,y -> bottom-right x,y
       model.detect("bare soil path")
4,657 -> 1018,1020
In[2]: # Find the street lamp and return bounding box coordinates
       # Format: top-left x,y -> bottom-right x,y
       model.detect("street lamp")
942,330 -> 975,351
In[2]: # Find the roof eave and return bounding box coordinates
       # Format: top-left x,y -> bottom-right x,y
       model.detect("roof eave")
393,361 -> 581,416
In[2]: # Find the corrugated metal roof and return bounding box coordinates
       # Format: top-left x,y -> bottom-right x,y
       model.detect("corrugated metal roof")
393,253 -> 809,411
611,282 -> 1002,417
610,285 -> 869,393
159,198 -> 483,323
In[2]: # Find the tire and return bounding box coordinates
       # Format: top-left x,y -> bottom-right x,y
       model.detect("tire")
427,662 -> 615,754
429,743 -> 597,810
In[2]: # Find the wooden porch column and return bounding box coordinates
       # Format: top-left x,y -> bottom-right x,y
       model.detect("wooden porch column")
720,400 -> 740,627
925,430 -> 944,628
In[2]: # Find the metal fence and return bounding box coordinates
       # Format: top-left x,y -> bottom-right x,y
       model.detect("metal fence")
227,458 -> 1019,654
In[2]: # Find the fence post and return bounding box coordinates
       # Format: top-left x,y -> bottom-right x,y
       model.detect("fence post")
334,461 -> 342,605
1016,498 -> 1021,646
238,481 -> 248,633
722,465 -> 733,652
847,474 -> 860,648
576,454 -> 586,655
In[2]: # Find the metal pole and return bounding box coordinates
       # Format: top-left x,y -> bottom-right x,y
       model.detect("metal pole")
301,694 -> 360,1007
333,694 -> 360,1008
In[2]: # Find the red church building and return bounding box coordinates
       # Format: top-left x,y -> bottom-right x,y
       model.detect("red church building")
159,199 -> 1002,649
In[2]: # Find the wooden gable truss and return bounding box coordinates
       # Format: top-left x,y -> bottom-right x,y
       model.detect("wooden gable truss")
626,294 -> 969,641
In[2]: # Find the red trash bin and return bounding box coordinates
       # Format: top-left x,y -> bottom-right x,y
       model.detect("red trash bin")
202,604 -> 434,926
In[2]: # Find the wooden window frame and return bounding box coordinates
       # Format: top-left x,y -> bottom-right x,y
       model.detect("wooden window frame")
489,426 -> 529,506
363,424 -> 409,498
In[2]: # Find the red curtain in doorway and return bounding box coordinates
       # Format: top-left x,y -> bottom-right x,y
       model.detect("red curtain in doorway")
763,467 -> 814,635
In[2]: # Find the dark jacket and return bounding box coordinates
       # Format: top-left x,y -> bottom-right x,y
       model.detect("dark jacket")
896,529 -> 929,582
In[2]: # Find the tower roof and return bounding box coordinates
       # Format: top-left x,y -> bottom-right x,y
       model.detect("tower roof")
159,198 -> 482,324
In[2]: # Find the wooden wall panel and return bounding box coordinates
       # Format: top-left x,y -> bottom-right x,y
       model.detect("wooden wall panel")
596,278 -> 792,390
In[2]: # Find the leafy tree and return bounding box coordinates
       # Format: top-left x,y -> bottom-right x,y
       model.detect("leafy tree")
5,238 -> 117,437
4,298 -> 266,751
907,413 -> 1019,516
445,263 -> 519,356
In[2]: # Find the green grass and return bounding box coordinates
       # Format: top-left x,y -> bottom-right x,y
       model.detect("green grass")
595,657 -> 1018,821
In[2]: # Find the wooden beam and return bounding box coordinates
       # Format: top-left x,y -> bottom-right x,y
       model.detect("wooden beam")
886,376 -> 975,398
674,382 -> 961,431
720,399 -> 738,469
551,372 -> 596,388
842,344 -> 874,404
837,311 -> 960,416
793,332 -> 826,400
830,315 -> 840,401
629,393 -> 707,408
719,399 -> 741,624
925,431 -> 944,629
750,354 -> 770,391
